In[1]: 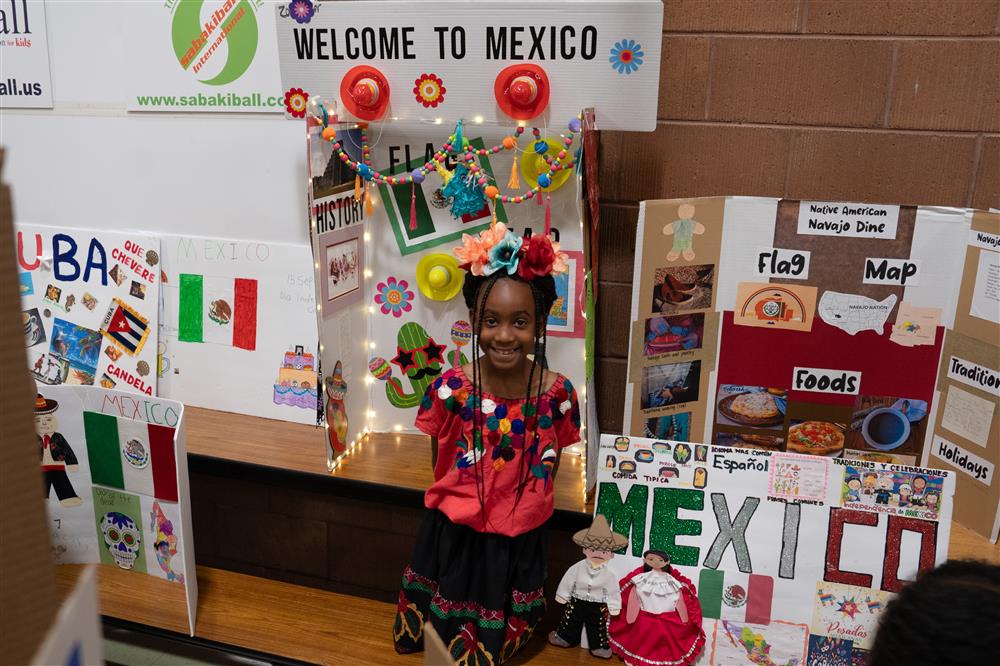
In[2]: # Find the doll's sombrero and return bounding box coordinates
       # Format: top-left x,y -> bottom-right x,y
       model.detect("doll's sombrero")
573,514 -> 629,551
416,253 -> 465,301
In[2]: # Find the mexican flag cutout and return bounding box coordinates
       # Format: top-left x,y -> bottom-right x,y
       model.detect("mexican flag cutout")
83,411 -> 178,501
698,569 -> 774,625
177,274 -> 258,350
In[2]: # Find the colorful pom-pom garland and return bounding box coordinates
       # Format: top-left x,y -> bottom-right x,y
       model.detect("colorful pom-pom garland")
311,109 -> 581,233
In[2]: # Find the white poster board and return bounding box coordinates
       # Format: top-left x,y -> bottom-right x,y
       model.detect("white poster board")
158,233 -> 320,425
125,0 -> 284,112
18,224 -> 161,397
37,385 -> 198,636
30,566 -> 104,666
0,0 -> 54,108
595,433 -> 955,664
275,0 -> 663,129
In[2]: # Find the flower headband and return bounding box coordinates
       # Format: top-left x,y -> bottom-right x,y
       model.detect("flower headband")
453,223 -> 569,280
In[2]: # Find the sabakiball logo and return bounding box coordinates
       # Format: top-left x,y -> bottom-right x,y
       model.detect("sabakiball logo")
169,0 -> 261,86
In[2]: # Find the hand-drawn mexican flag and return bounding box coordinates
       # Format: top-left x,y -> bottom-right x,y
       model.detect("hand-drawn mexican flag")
83,411 -> 178,501
177,274 -> 258,350
698,569 -> 773,625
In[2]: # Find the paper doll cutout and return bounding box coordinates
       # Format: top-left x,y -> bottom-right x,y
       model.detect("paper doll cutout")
663,204 -> 706,262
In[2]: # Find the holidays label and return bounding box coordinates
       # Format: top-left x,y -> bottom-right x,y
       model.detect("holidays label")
948,356 -> 1000,397
863,258 -> 920,286
793,367 -> 861,395
934,435 -> 994,484
754,247 -> 810,280
798,202 -> 899,239
969,230 -> 1000,252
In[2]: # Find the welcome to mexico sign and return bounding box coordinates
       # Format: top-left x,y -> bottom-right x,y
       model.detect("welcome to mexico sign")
595,434 -> 954,664
126,0 -> 284,112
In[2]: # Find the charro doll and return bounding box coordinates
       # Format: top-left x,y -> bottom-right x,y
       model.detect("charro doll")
548,514 -> 629,659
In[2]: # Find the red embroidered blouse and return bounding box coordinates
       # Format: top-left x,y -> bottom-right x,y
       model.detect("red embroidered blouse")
415,366 -> 581,537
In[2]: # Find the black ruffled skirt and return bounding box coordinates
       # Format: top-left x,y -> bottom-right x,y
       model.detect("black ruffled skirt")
393,509 -> 547,664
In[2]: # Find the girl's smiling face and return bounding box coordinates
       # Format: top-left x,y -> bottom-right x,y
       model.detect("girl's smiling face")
474,278 -> 538,373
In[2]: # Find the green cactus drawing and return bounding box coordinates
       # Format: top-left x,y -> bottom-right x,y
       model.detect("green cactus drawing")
385,322 -> 467,408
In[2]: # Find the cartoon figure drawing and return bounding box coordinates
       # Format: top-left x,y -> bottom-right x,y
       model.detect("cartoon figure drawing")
845,476 -> 862,503
925,490 -> 940,514
910,475 -> 927,506
662,203 -> 705,262
35,394 -> 82,507
150,502 -> 184,583
862,472 -> 878,498
897,483 -> 913,507
874,474 -> 894,505
325,361 -> 349,455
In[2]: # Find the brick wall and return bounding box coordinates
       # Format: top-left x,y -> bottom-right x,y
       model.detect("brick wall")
595,0 -> 1000,434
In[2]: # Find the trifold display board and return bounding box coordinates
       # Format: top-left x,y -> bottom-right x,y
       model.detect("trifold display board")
625,198 -> 974,461
37,384 -> 197,636
926,212 -> 1000,541
307,122 -> 590,465
596,433 -> 955,665
625,198 -> 998,540
279,1 -> 666,471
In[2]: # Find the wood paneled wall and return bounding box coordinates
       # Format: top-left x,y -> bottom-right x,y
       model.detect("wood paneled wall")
595,0 -> 1000,433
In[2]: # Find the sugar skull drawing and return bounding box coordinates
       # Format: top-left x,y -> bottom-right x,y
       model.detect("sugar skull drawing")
100,511 -> 142,570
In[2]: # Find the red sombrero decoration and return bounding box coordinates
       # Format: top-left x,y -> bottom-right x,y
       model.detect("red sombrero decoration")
340,65 -> 391,121
494,63 -> 550,120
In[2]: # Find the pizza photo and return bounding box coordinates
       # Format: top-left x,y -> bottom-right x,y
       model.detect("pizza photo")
717,385 -> 787,428
787,421 -> 846,456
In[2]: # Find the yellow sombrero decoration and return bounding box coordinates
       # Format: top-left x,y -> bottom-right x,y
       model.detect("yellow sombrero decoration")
519,138 -> 574,193
416,253 -> 465,301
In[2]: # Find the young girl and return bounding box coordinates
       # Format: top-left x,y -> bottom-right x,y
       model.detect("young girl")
393,223 -> 581,664
608,549 -> 706,666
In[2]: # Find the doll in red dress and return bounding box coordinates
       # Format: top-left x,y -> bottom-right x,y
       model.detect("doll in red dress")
608,550 -> 706,666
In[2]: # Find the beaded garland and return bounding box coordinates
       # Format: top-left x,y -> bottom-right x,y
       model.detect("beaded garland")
316,114 -> 582,210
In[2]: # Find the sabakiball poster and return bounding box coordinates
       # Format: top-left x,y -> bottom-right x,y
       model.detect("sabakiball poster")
595,433 -> 954,665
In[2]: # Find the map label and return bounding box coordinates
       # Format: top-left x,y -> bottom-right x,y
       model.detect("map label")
863,258 -> 920,286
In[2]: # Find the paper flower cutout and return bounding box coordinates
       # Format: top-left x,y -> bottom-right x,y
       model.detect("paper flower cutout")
610,39 -> 644,75
375,276 -> 414,317
288,0 -> 314,24
284,87 -> 309,118
413,73 -> 446,108
484,231 -> 523,276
